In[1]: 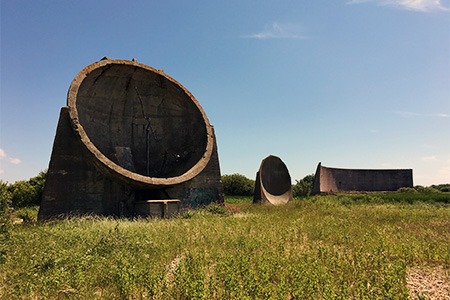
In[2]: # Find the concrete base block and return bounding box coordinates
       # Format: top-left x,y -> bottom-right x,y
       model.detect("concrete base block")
134,200 -> 180,218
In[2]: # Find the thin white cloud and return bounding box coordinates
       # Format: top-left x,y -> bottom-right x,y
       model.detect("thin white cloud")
243,22 -> 307,40
0,148 -> 22,165
9,158 -> 22,165
393,111 -> 450,118
346,0 -> 449,12
0,168 -> 3,175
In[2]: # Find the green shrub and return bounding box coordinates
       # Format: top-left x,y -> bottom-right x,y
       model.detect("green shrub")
397,187 -> 418,193
0,181 -> 12,264
28,170 -> 47,203
431,184 -> 450,192
414,185 -> 440,193
0,181 -> 12,225
9,181 -> 37,208
221,174 -> 255,196
15,206 -> 39,223
292,174 -> 315,197
7,169 -> 46,208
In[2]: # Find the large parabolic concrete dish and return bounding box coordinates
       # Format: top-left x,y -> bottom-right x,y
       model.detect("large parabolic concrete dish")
38,58 -> 223,220
67,58 -> 214,187
253,155 -> 292,205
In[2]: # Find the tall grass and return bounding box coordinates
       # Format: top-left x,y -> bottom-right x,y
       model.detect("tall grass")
1,194 -> 449,299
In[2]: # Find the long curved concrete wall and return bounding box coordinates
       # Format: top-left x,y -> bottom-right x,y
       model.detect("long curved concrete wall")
312,163 -> 413,194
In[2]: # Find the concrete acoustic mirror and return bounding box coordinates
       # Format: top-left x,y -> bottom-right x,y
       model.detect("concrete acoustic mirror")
38,58 -> 223,220
312,162 -> 413,194
253,155 -> 292,205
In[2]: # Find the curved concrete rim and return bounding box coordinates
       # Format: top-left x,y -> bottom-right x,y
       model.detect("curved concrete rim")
67,58 -> 214,187
258,155 -> 292,205
261,189 -> 291,205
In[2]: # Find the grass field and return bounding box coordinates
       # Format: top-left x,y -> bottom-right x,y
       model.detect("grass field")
1,194 -> 449,299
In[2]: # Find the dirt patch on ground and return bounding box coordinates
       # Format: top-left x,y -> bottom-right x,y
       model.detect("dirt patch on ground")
407,265 -> 450,299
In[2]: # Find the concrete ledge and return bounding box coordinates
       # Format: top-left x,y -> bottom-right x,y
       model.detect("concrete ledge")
134,199 -> 180,218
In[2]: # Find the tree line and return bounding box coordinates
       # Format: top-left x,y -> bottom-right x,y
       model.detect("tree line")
2,171 -> 448,209
0,170 -> 47,209
221,173 -> 315,197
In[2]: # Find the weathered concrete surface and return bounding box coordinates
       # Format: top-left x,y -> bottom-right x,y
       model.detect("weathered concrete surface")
38,58 -> 223,220
67,58 -> 214,187
134,200 -> 180,218
253,155 -> 292,205
312,163 -> 413,194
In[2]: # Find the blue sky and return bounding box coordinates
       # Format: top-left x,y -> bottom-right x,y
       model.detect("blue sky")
1,0 -> 449,186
